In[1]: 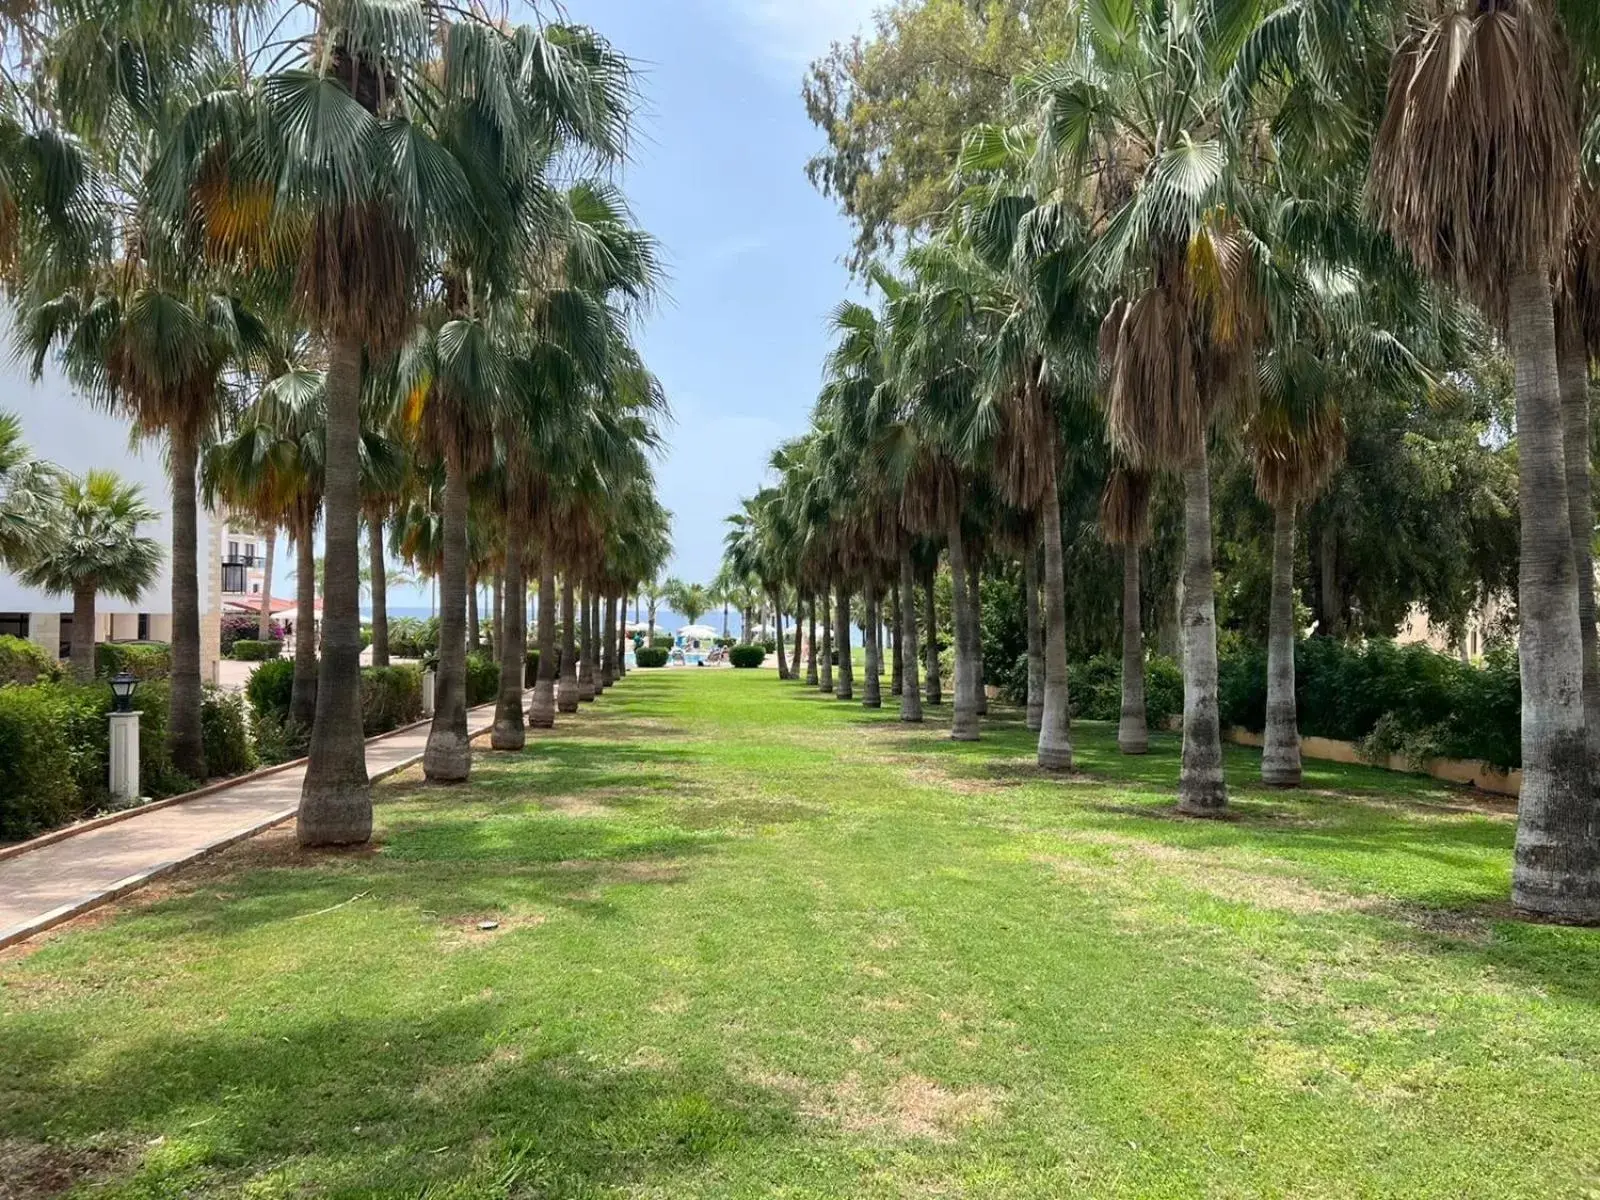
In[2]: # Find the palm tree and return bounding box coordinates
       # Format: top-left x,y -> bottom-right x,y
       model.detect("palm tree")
1367,0 -> 1598,920
0,411 -> 57,570
1100,468 -> 1152,755
23,471 -> 163,682
663,577 -> 711,627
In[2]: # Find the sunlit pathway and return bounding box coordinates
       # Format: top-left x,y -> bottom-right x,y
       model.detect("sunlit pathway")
0,701 -> 510,948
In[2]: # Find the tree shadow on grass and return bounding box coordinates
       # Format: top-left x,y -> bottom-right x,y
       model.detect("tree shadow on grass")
0,1003 -> 808,1197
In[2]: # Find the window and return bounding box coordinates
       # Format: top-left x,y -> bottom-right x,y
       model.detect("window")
57,613 -> 72,659
0,613 -> 28,639
137,613 -> 149,641
251,583 -> 260,594
228,540 -> 239,561
244,542 -> 256,561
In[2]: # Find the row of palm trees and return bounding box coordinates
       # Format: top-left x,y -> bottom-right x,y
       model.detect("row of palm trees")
0,0 -> 670,845
735,0 -> 1600,923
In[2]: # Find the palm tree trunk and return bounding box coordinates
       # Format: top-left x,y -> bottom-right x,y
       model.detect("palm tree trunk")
806,597 -> 819,685
491,504 -> 527,752
1558,315 -> 1600,776
820,590 -> 834,692
291,524 -> 318,731
923,566 -> 941,706
529,556 -> 557,728
558,576 -> 579,713
298,337 -> 370,842
899,545 -> 922,723
490,570 -> 503,664
1118,544 -> 1148,755
890,584 -> 903,696
467,575 -> 480,653
835,585 -> 854,700
602,594 -> 617,687
1508,266 -> 1600,920
771,588 -> 792,680
258,530 -> 276,642
70,581 -> 95,683
166,425 -> 206,779
721,601 -> 730,640
789,599 -> 803,678
1037,449 -> 1073,770
367,510 -> 389,668
424,455 -> 472,783
1178,450 -> 1227,815
968,560 -> 987,717
1024,548 -> 1043,732
579,589 -> 596,702
946,516 -> 979,740
862,580 -> 881,708
617,595 -> 628,677
1262,498 -> 1302,786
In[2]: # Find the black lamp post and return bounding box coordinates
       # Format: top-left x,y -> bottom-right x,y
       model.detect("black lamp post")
110,671 -> 138,713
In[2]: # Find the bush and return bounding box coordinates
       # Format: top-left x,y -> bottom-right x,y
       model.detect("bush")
761,639 -> 777,654
0,685 -> 80,839
0,635 -> 58,685
635,647 -> 668,667
714,637 -> 736,648
230,639 -> 284,661
388,617 -> 439,659
465,651 -> 499,706
362,665 -> 423,734
730,645 -> 766,669
650,634 -> 673,650
1068,652 -> 1184,730
1217,637 -> 1522,770
202,688 -> 258,777
246,657 -> 297,724
96,641 -> 170,680
222,614 -> 283,656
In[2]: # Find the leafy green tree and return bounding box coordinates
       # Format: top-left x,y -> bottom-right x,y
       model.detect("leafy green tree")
23,470 -> 162,682
0,411 -> 57,570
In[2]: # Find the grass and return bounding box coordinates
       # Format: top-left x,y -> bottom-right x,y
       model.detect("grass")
2,670 -> 1598,1198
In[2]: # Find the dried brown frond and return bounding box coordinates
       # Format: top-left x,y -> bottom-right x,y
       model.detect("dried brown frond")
1247,404 -> 1346,507
295,203 -> 416,352
1101,284 -> 1205,469
1099,465 -> 1152,546
1370,0 -> 1577,321
1561,182 -> 1600,355
994,377 -> 1055,512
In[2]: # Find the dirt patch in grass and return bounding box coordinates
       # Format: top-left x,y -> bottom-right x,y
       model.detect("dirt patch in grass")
436,912 -> 545,951
755,1071 -> 1001,1140
0,1138 -> 131,1200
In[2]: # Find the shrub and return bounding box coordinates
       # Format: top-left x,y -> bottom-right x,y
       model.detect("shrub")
1217,637 -> 1522,770
0,635 -> 58,685
388,617 -> 440,659
635,647 -> 668,667
714,637 -> 736,648
761,639 -> 777,654
202,688 -> 258,777
96,641 -> 170,680
246,657 -> 297,724
524,650 -> 541,687
222,614 -> 283,656
230,639 -> 284,661
650,634 -> 673,650
0,685 -> 80,839
730,645 -> 766,669
465,652 -> 499,706
363,665 -> 424,734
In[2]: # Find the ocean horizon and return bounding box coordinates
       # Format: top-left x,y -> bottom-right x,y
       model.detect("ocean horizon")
363,604 -> 772,638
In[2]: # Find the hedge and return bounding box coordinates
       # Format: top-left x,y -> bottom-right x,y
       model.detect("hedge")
1217,638 -> 1521,770
96,641 -> 171,680
0,680 -> 257,841
465,652 -> 499,706
362,665 -> 423,734
650,634 -> 674,650
714,637 -> 737,648
222,613 -> 284,655
230,638 -> 284,661
0,635 -> 58,686
730,645 -> 766,669
635,647 -> 668,667
1069,652 -> 1184,730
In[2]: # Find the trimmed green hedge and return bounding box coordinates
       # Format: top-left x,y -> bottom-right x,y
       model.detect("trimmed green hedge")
635,647 -> 668,667
96,641 -> 170,680
465,652 -> 499,706
246,658 -> 297,724
1218,638 -> 1521,770
730,645 -> 766,669
1069,652 -> 1184,730
0,635 -> 58,685
650,634 -> 673,650
230,639 -> 283,661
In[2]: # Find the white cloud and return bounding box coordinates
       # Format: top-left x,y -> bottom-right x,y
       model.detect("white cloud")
712,0 -> 880,73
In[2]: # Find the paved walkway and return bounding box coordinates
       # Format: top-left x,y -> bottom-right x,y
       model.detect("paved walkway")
0,701 -> 508,949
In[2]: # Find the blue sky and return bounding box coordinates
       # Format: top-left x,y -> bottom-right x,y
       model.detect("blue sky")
567,0 -> 875,587
0,0 -> 876,614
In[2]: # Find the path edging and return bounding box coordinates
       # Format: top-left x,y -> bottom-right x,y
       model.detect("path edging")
0,710 -> 505,951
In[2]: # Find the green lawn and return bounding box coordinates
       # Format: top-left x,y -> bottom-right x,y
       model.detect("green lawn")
3,671 -> 1598,1198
